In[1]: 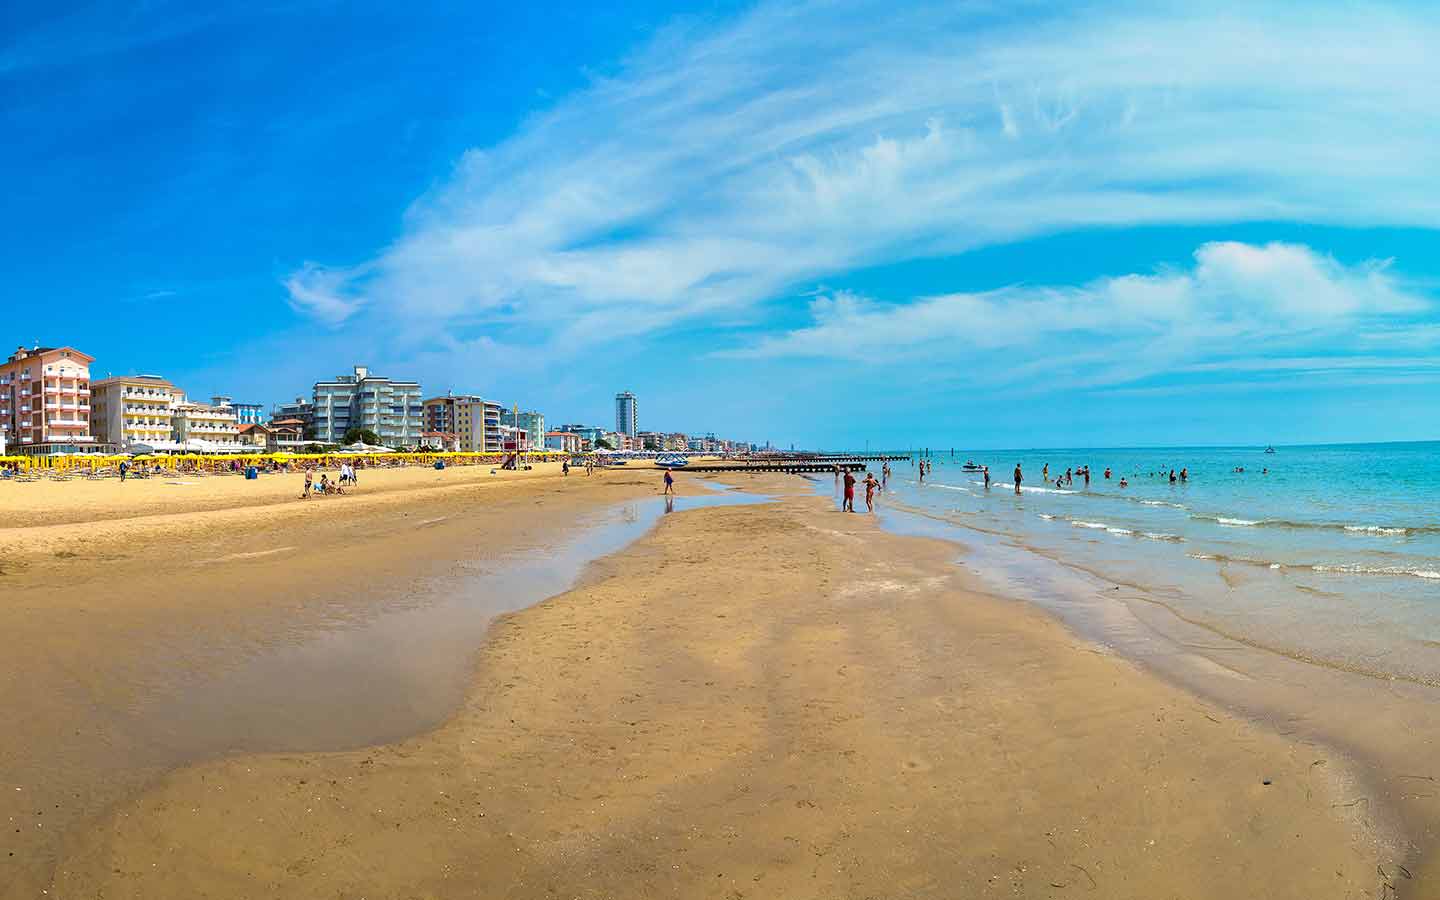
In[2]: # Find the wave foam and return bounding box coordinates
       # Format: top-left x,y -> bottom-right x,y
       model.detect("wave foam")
1312,564 -> 1440,580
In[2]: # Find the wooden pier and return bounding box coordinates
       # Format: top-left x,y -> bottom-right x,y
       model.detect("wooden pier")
669,454 -> 906,474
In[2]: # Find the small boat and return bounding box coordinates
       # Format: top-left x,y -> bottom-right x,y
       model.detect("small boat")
656,454 -> 689,469
1264,445 -> 1276,454
961,460 -> 984,471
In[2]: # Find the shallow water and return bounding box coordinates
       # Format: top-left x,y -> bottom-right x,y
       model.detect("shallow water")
874,444 -> 1440,685
145,488 -> 769,755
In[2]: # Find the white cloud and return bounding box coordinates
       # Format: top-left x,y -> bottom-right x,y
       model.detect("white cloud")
287,0 -> 1440,360
727,242 -> 1435,390
284,262 -> 366,325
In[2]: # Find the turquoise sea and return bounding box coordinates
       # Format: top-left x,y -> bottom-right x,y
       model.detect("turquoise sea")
871,442 -> 1440,685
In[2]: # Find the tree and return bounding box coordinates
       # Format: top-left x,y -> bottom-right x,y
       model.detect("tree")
343,427 -> 382,446
594,438 -> 614,450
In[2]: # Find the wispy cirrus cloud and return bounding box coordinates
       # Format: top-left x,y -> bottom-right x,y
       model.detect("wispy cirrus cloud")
284,262 -> 367,325
726,242 -> 1434,391
287,0 -> 1440,366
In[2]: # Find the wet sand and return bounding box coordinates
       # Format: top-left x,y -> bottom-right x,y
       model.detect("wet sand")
11,479 -> 1389,898
882,495 -> 1440,896
0,466 -> 683,898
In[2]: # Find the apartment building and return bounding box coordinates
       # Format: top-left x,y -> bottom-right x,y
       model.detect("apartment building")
0,345 -> 96,453
171,397 -> 242,446
556,424 -> 605,448
312,366 -> 422,446
545,431 -> 582,453
91,374 -> 178,450
615,391 -> 638,436
500,409 -> 546,450
273,397 -> 314,435
423,393 -> 503,451
212,396 -> 264,425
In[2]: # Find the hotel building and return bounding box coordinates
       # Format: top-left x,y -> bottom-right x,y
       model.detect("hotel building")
615,391 -> 638,437
273,397 -> 314,435
500,409 -> 546,450
0,345 -> 96,453
545,431 -> 582,453
171,397 -> 242,446
90,375 -> 178,450
212,396 -> 265,425
423,393 -> 504,452
312,366 -> 423,446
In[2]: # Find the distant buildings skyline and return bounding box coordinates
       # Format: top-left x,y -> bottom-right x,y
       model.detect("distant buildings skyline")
0,342 -> 754,456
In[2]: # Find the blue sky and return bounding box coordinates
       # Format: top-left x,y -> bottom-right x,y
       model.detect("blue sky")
5,0 -> 1439,449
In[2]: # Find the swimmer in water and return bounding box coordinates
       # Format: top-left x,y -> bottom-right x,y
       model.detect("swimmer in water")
1119,477 -> 1129,487
1169,469 -> 1177,483
1042,463 -> 1049,482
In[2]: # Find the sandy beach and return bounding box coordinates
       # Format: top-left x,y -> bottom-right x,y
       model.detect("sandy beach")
0,469 -> 1393,898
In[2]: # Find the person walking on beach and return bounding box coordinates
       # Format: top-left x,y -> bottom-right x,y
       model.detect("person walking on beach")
863,472 -> 881,511
663,469 -> 674,495
300,470 -> 313,499
842,469 -> 857,512
119,460 -> 129,482
1013,463 -> 1023,495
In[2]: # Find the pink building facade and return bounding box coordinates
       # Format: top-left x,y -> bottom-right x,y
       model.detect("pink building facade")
0,345 -> 96,453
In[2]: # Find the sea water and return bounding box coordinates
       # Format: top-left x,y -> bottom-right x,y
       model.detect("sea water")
879,442 -> 1440,685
